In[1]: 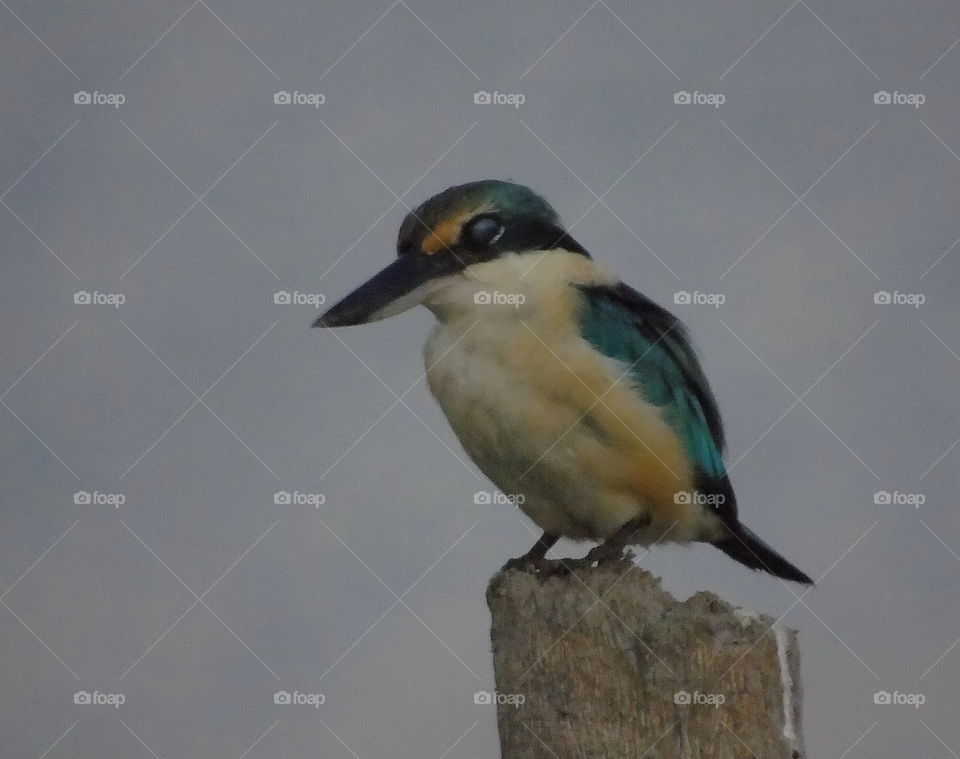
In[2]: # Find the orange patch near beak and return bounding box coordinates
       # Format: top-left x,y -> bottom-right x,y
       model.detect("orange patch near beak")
421,215 -> 466,255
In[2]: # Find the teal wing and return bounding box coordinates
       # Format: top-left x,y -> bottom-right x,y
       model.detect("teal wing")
576,283 -> 734,514
576,283 -> 814,584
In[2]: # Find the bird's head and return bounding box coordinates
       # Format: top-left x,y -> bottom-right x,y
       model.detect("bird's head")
314,180 -> 587,327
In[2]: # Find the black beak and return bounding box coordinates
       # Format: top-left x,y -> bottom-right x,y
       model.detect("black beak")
313,253 -> 464,328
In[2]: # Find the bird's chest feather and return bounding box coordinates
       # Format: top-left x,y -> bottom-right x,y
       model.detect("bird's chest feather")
423,311 -> 686,540
424,315 -> 576,485
421,255 -> 699,541
421,255 -> 597,486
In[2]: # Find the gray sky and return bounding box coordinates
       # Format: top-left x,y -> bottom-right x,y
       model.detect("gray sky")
2,1 -> 959,756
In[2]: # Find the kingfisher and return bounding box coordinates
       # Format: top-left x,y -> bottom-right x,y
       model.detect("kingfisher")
315,180 -> 813,584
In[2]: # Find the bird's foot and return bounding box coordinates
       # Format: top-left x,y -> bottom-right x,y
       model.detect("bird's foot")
579,542 -> 635,567
531,545 -> 637,577
503,555 -> 594,580
501,554 -> 555,575
501,543 -> 636,579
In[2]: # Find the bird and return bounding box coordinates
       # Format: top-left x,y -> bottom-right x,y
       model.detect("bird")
315,179 -> 813,584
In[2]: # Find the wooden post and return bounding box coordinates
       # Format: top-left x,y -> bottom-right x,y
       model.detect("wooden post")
486,560 -> 804,759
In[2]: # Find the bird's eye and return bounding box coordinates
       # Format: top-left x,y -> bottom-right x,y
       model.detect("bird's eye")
465,216 -> 504,247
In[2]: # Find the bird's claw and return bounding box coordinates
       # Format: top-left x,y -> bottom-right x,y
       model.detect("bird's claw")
503,555 -> 550,574
502,545 -> 636,579
501,555 -> 573,579
581,543 -> 635,567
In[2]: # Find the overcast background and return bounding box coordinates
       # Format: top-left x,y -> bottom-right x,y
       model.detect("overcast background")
2,1 -> 959,756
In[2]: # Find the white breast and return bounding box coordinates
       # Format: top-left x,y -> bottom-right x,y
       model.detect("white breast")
425,314 -> 611,538
421,252 -> 699,542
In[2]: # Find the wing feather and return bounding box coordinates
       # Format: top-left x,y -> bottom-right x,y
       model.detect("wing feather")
576,282 -> 737,520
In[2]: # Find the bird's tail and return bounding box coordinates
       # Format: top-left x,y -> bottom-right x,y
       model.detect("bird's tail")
711,521 -> 813,585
